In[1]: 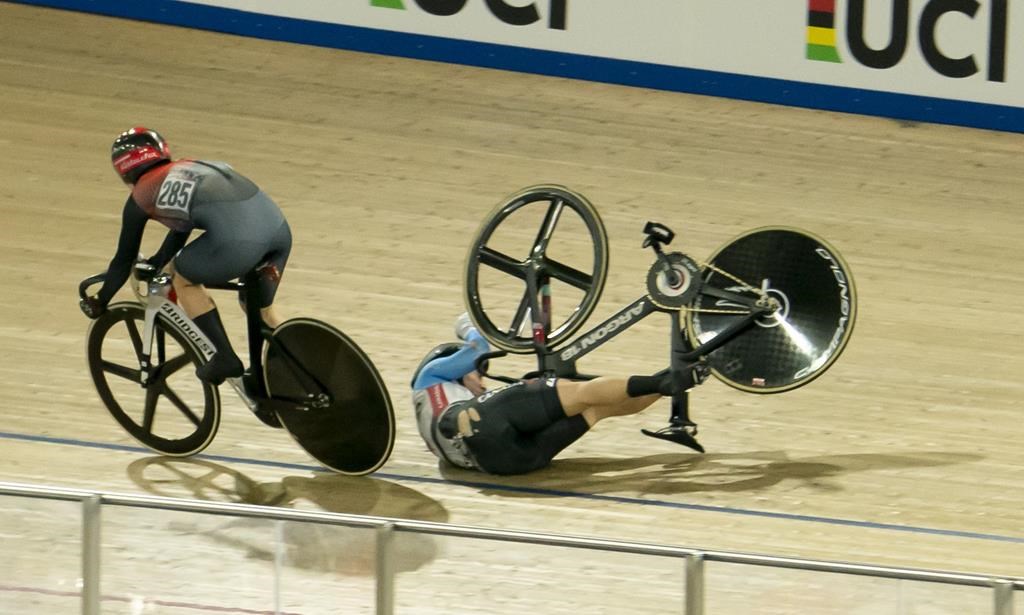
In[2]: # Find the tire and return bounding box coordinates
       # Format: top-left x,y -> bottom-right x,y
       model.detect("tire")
464,184 -> 609,353
86,302 -> 220,455
686,227 -> 857,393
264,318 -> 395,475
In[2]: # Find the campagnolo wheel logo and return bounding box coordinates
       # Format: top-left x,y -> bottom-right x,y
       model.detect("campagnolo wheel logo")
792,246 -> 852,379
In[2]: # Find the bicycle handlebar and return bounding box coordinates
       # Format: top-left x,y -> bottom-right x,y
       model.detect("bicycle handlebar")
79,254 -> 161,300
78,273 -> 106,300
475,350 -> 520,384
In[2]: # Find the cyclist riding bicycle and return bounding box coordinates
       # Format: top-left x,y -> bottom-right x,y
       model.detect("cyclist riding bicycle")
79,127 -> 292,386
411,314 -> 710,475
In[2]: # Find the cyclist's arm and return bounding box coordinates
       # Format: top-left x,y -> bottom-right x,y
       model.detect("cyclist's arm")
95,196 -> 148,305
413,330 -> 490,390
148,228 -> 191,271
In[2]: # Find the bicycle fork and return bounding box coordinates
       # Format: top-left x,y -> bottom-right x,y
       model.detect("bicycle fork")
137,274 -> 257,410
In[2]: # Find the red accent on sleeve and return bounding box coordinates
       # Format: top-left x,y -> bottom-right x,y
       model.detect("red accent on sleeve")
427,384 -> 449,417
809,0 -> 835,12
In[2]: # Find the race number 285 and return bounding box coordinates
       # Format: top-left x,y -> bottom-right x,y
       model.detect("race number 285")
156,178 -> 196,211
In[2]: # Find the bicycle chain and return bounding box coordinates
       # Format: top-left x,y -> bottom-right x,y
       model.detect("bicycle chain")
680,259 -> 768,315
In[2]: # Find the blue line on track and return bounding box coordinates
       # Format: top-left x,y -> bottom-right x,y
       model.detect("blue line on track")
3,430 -> 1022,545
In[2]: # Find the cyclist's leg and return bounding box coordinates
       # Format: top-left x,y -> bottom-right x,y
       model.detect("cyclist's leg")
455,382 -> 598,475
556,376 -> 667,410
554,378 -> 663,427
174,233 -> 263,385
444,386 -> 568,475
486,379 -> 565,433
472,429 -> 580,475
555,377 -> 638,414
177,195 -> 289,384
516,415 -> 590,472
468,377 -> 665,433
579,396 -> 662,425
172,269 -> 216,316
461,377 -> 674,474
173,264 -> 244,384
254,219 -> 292,329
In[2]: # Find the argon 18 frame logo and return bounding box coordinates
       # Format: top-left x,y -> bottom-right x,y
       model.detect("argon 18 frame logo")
558,302 -> 646,362
371,0 -> 567,30
806,0 -> 1008,82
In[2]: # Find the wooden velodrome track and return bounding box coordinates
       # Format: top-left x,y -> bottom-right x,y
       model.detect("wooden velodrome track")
1,3 -> 1022,613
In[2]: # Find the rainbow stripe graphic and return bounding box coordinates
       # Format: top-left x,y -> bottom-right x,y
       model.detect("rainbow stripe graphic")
807,0 -> 842,62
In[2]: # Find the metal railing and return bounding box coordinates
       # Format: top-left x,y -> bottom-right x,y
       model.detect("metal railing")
1,481 -> 1020,615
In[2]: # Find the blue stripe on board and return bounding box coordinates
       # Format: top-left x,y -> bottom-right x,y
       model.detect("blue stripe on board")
6,0 -> 1024,133
4,430 -> 1024,545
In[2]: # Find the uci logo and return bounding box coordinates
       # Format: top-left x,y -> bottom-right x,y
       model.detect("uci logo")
806,0 -> 1008,82
371,0 -> 568,30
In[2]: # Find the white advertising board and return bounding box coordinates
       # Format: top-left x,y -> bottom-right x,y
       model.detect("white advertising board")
185,0 -> 1019,107
11,0 -> 1023,130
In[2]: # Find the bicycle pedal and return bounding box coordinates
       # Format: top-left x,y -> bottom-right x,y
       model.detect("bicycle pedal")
641,425 -> 705,453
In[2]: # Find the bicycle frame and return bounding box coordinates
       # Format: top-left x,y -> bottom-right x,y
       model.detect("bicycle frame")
481,265 -> 773,381
535,294 -> 770,378
136,273 -> 258,411
476,246 -> 774,444
129,268 -> 331,414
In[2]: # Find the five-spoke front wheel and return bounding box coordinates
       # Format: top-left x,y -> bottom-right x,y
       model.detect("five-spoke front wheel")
86,302 -> 220,455
464,184 -> 609,353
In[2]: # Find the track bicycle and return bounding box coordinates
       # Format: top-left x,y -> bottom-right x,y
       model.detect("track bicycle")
78,262 -> 395,475
463,185 -> 857,452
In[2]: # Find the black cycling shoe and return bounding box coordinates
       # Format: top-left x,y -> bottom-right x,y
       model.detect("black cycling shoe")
195,352 -> 244,386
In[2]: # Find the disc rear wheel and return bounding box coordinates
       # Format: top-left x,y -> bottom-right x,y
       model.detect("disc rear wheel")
264,318 -> 395,475
686,228 -> 856,393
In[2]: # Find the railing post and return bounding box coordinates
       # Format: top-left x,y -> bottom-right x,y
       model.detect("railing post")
685,552 -> 705,615
274,520 -> 286,614
993,579 -> 1013,615
82,495 -> 101,615
376,523 -> 396,615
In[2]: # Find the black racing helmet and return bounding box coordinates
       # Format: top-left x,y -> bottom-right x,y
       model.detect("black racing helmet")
111,126 -> 171,184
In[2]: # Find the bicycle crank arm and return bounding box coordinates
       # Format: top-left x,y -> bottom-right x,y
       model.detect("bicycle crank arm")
697,285 -> 762,309
225,377 -> 258,411
261,393 -> 332,414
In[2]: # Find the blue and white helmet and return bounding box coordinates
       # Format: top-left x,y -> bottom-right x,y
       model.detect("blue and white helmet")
410,342 -> 464,388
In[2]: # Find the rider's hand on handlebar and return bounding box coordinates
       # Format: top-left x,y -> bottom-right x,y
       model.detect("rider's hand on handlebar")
79,296 -> 107,319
